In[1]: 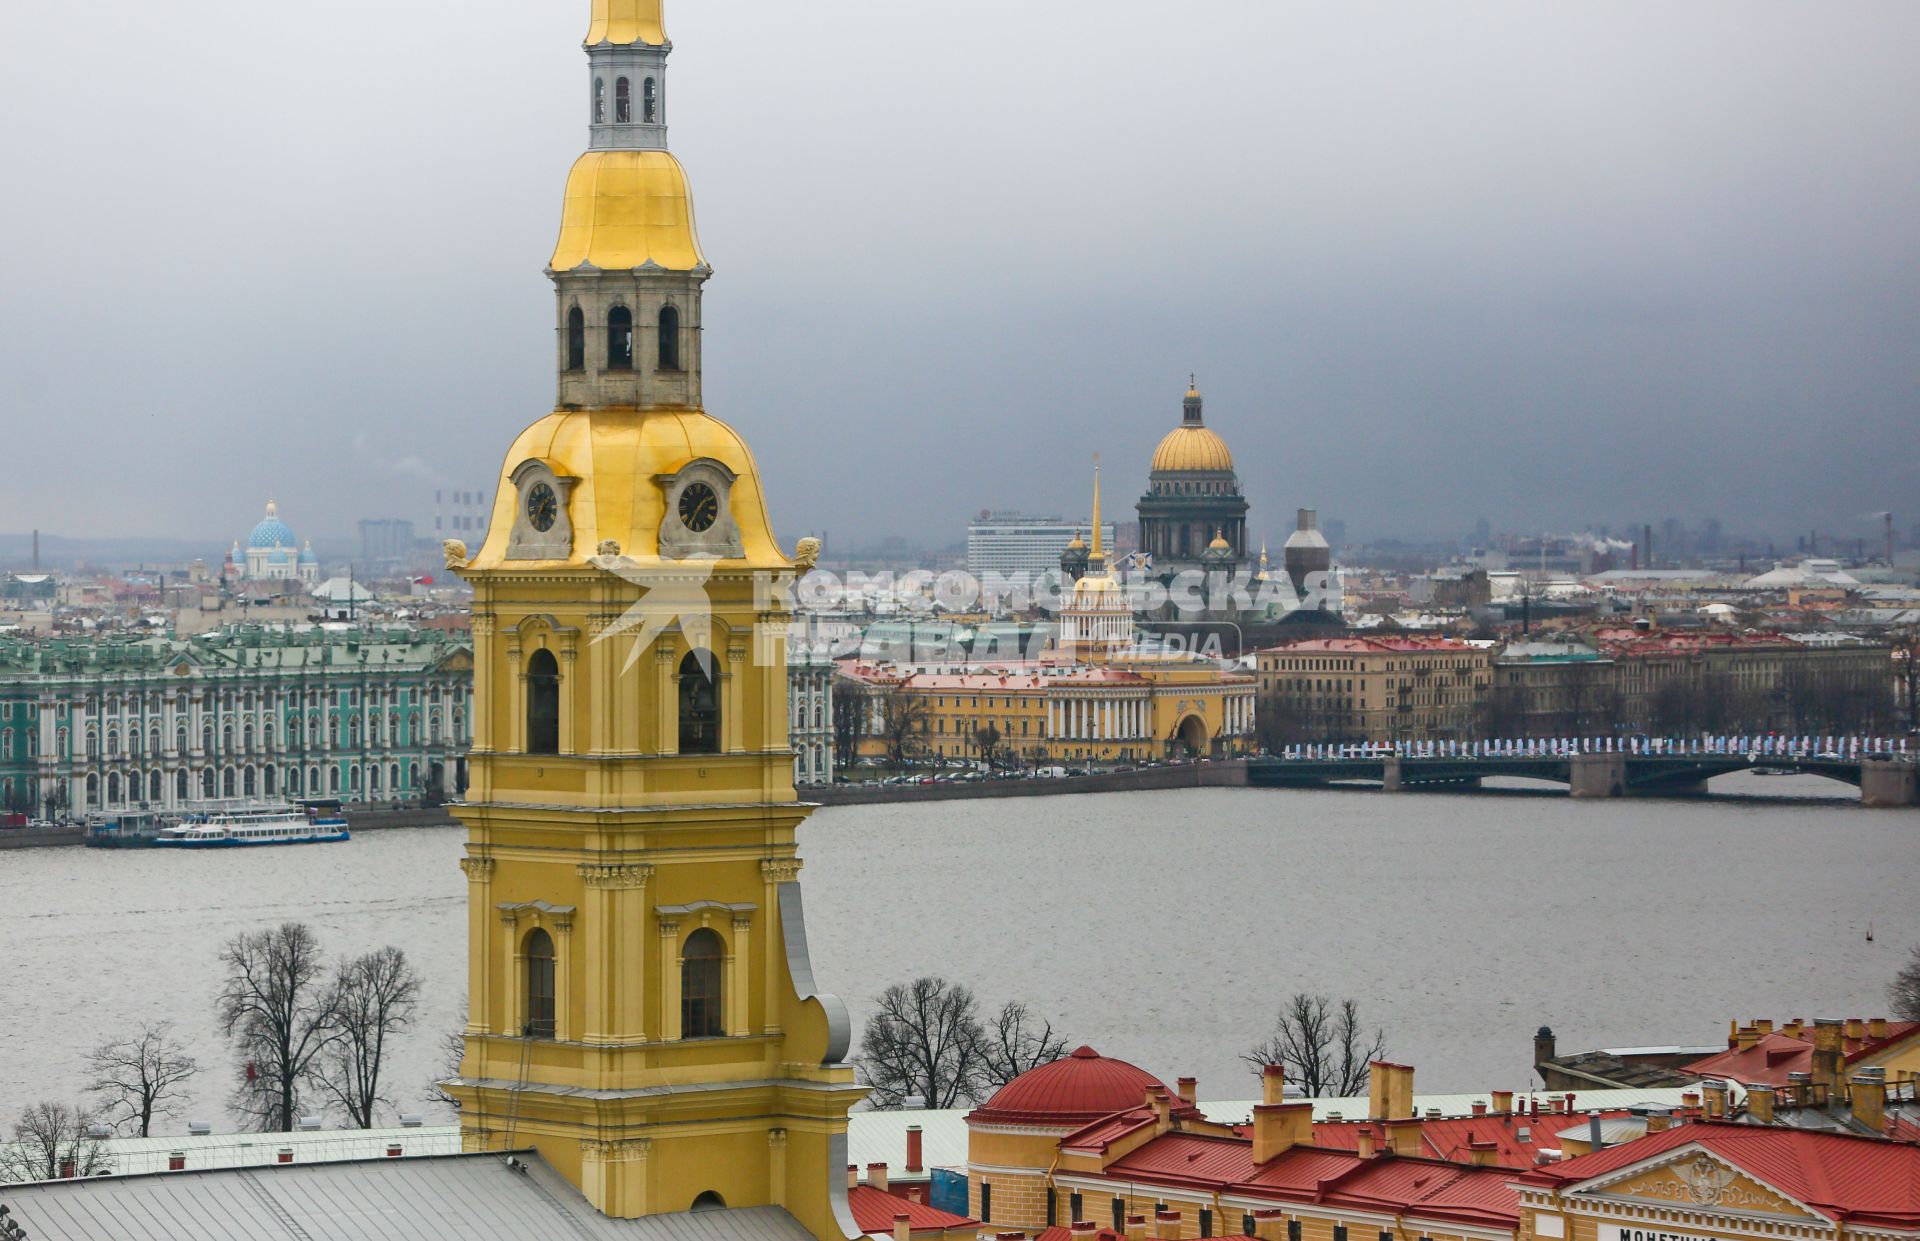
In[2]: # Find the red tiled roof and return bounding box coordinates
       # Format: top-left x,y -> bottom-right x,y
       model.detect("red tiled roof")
1104,1134 -> 1518,1229
847,1185 -> 977,1236
1259,636 -> 1480,654
1515,1120 -> 1920,1227
1311,1111 -> 1613,1167
969,1047 -> 1175,1128
1682,1023 -> 1920,1088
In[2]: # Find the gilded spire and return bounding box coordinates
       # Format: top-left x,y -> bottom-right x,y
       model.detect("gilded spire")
1089,456 -> 1105,567
587,0 -> 666,47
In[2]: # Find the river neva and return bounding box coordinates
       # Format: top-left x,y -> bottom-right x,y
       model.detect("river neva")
1,775 -> 1909,1125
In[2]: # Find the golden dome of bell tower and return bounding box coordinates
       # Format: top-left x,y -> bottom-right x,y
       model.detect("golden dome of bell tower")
443,4 -> 868,1236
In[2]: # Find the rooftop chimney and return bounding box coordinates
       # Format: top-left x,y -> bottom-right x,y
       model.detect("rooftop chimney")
1845,1018 -> 1864,1041
1753,1018 -> 1774,1036
1643,1108 -> 1671,1134
1385,1116 -> 1424,1157
1851,1068 -> 1887,1134
1071,1223 -> 1098,1241
1252,1210 -> 1288,1241
1746,1085 -> 1774,1125
1735,1026 -> 1760,1051
1812,1020 -> 1845,1094
1177,1077 -> 1198,1106
867,1162 -> 889,1192
906,1125 -> 923,1173
1533,1027 -> 1557,1068
1262,1064 -> 1287,1106
894,1214 -> 912,1241
1126,1215 -> 1148,1241
1868,1017 -> 1889,1040
1469,1139 -> 1498,1167
1154,1210 -> 1182,1240
1356,1126 -> 1377,1159
1470,1101 -> 1488,1118
1369,1062 -> 1415,1121
1783,1018 -> 1806,1038
1700,1080 -> 1728,1120
1252,1102 -> 1315,1164
846,1164 -> 858,1190
1151,1090 -> 1173,1132
1491,1090 -> 1514,1116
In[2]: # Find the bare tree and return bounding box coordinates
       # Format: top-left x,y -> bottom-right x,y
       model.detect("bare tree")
84,1023 -> 198,1137
876,690 -> 929,770
979,1001 -> 1068,1090
311,946 -> 422,1128
427,995 -> 469,1111
0,1102 -> 107,1183
1242,993 -> 1387,1098
858,977 -> 988,1109
832,680 -> 869,767
1891,944 -> 1920,1022
216,922 -> 339,1132
969,722 -> 1005,771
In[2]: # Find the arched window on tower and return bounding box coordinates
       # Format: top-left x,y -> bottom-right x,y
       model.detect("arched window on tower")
656,304 -> 680,371
643,77 -> 658,123
606,306 -> 634,370
526,649 -> 560,755
615,77 -> 631,123
681,928 -> 724,1038
593,77 -> 605,124
678,651 -> 719,754
566,306 -> 585,371
524,928 -> 556,1038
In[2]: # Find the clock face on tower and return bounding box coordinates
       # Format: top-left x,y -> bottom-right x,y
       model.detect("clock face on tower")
678,482 -> 719,532
526,482 -> 559,532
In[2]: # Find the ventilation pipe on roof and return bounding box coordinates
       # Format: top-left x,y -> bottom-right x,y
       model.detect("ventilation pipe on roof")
1588,1115 -> 1605,1152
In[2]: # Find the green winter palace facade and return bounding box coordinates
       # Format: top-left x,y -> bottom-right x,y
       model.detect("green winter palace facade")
0,625 -> 473,819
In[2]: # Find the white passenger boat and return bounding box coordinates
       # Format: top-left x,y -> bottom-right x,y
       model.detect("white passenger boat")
154,798 -> 350,848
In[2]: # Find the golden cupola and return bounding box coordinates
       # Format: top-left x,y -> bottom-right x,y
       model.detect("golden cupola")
1135,377 -> 1249,574
1149,378 -> 1236,473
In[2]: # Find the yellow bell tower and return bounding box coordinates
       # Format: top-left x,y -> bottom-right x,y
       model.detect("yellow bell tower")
442,2 -> 866,1235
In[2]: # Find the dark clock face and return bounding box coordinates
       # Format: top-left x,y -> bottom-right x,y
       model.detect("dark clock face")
525,482 -> 559,532
678,481 -> 720,533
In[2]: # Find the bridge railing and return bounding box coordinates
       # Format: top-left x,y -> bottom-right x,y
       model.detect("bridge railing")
1272,736 -> 1914,762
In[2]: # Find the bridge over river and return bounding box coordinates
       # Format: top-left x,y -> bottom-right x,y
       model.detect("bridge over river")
1249,742 -> 1917,805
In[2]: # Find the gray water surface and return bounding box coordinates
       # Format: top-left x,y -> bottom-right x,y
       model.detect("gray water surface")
0,773 -> 1906,1127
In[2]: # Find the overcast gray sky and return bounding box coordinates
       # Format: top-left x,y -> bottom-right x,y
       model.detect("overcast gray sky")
2,0 -> 1916,554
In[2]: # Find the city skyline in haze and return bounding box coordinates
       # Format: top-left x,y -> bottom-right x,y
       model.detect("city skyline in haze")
1,0 -> 1916,551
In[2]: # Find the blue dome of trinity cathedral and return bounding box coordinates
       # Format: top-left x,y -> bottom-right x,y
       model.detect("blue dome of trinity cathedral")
247,500 -> 297,549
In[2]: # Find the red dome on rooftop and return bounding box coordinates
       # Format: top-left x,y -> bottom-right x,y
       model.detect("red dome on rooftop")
968,1046 -> 1172,1128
